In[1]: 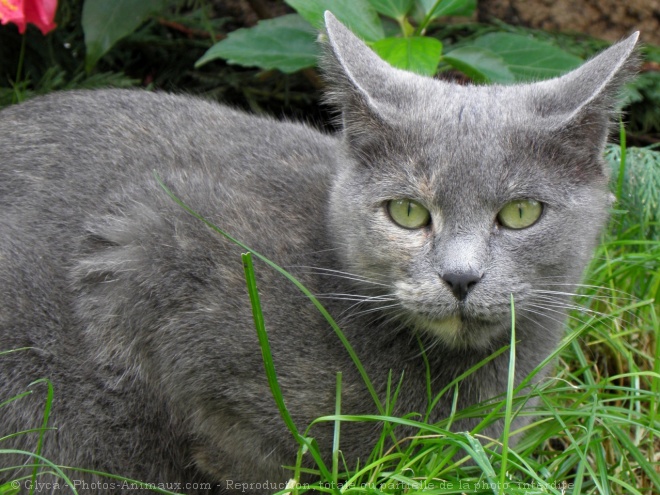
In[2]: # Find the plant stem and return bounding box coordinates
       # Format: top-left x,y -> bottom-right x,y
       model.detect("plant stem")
616,119 -> 627,204
415,0 -> 446,36
13,34 -> 27,104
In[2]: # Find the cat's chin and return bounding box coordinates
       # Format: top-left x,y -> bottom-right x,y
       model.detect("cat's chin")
413,314 -> 504,350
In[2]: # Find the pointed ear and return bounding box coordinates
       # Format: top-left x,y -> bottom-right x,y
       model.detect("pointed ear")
322,11 -> 391,107
321,11 -> 416,149
530,32 -> 639,150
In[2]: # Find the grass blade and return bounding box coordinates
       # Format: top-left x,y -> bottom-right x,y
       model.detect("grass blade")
241,252 -> 299,438
332,372 -> 342,486
242,252 -> 334,484
0,450 -> 78,494
28,379 -> 53,495
616,119 -> 627,203
498,294 -> 517,493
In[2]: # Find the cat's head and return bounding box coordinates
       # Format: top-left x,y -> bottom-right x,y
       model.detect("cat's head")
323,12 -> 638,350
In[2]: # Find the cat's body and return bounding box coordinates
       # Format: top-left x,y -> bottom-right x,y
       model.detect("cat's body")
0,14 -> 637,494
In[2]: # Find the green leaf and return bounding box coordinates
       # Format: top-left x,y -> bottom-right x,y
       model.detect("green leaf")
82,0 -> 167,72
472,32 -> 583,81
368,0 -> 414,19
285,0 -> 385,41
195,14 -> 319,73
417,0 -> 476,19
443,46 -> 515,84
371,37 -> 442,76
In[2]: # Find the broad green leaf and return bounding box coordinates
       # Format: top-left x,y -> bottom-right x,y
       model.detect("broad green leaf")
472,32 -> 583,81
82,0 -> 167,72
443,46 -> 515,84
371,37 -> 442,76
368,0 -> 414,19
285,0 -> 384,41
195,14 -> 318,74
417,0 -> 476,20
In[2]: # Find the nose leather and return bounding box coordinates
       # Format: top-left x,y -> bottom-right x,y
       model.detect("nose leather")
441,270 -> 482,300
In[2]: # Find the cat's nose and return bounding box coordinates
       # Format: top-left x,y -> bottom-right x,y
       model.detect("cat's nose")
440,270 -> 482,301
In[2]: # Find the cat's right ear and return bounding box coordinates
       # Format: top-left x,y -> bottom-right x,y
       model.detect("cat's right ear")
527,32 -> 639,163
322,12 -> 414,145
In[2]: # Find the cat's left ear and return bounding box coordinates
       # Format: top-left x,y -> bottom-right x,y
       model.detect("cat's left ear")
529,32 -> 639,148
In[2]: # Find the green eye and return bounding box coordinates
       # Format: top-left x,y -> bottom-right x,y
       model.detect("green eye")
387,199 -> 431,229
497,199 -> 543,229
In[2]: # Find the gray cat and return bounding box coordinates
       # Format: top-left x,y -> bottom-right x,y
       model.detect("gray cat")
0,12 -> 637,494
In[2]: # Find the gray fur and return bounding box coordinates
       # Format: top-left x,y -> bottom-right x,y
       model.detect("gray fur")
0,12 -> 637,494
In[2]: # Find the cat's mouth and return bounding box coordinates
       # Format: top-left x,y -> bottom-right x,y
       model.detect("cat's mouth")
393,280 -> 511,348
423,315 -> 463,341
412,312 -> 507,350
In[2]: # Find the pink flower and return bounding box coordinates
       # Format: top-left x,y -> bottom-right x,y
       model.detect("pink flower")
0,0 -> 57,34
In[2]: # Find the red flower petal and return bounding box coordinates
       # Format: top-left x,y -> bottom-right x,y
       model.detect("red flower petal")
0,0 -> 27,33
23,0 -> 56,34
0,0 -> 57,34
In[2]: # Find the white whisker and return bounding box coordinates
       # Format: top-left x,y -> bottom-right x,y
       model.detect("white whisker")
313,293 -> 396,303
289,265 -> 390,287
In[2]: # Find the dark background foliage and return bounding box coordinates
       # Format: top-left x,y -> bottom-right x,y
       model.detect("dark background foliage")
1,0 -> 659,145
